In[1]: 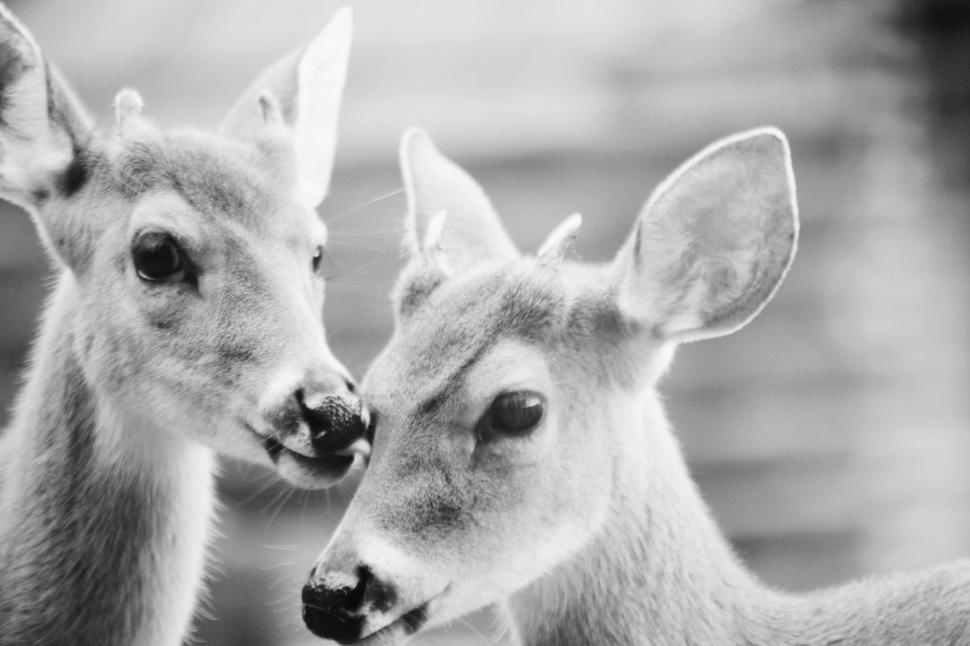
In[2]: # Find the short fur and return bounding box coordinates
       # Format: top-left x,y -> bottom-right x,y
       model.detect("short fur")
303,129 -> 969,646
0,281 -> 214,645
0,5 -> 360,644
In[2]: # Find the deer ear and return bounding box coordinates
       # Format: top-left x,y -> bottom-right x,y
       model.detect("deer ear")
613,128 -> 798,343
221,7 -> 352,207
0,5 -> 93,210
400,128 -> 518,274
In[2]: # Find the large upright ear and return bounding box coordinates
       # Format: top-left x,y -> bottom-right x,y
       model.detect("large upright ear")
221,7 -> 351,207
400,128 -> 518,274
0,5 -> 93,211
613,128 -> 798,343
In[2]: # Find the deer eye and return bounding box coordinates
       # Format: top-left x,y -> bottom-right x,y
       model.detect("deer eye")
486,391 -> 545,436
312,245 -> 324,274
132,232 -> 184,282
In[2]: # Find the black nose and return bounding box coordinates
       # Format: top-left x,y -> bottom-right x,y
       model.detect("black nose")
303,566 -> 393,643
297,386 -> 368,454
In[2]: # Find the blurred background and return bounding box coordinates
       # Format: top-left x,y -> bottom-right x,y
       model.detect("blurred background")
1,0 -> 968,644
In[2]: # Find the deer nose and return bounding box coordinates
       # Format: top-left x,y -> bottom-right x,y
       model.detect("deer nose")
296,380 -> 369,454
261,370 -> 370,461
302,565 -> 395,643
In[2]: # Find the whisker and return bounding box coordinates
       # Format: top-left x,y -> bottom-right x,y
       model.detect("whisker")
235,473 -> 284,508
326,273 -> 384,288
328,225 -> 402,239
490,602 -> 521,645
300,489 -> 318,530
266,569 -> 298,591
267,486 -> 298,528
325,255 -> 387,275
461,616 -> 500,646
258,543 -> 301,553
327,289 -> 385,304
324,239 -> 388,252
325,188 -> 404,225
259,484 -> 295,528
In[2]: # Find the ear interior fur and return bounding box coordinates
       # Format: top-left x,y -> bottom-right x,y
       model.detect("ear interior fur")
0,5 -> 92,208
219,7 -> 352,207
615,127 -> 798,342
293,7 -> 351,206
400,128 -> 518,274
0,3 -> 97,276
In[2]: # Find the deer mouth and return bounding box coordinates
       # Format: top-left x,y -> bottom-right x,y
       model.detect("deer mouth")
246,425 -> 363,489
304,597 -> 437,645
359,603 -> 431,645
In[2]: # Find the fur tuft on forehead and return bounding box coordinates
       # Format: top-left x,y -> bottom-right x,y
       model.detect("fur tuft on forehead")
398,264 -> 568,348
498,274 -> 567,343
382,267 -> 570,408
114,131 -> 284,220
392,263 -> 448,321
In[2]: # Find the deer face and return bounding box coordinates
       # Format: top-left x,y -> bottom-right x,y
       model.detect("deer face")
316,268 -> 630,640
73,131 -> 365,486
303,128 -> 797,643
0,7 -> 367,487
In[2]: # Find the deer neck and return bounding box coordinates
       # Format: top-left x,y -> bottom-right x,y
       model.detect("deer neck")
507,393 -> 768,646
0,274 -> 216,646
506,391 -> 970,646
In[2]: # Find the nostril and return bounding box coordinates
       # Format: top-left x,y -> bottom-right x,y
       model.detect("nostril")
302,567 -> 373,643
302,572 -> 364,612
303,583 -> 366,643
344,379 -> 357,393
301,392 -> 367,454
300,399 -> 333,436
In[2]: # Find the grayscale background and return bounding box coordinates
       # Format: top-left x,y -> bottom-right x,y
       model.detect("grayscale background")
0,1 -> 967,644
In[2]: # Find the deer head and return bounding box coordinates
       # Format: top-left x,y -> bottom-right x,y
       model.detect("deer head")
301,127 -> 797,643
0,6 -> 367,487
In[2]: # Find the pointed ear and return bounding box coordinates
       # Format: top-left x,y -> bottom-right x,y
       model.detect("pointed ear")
400,128 -> 518,273
613,128 -> 798,343
0,5 -> 93,210
220,7 -> 352,207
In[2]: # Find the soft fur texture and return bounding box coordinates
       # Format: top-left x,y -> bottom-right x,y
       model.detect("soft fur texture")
0,281 -> 215,646
303,129 -> 969,646
0,5 -> 358,644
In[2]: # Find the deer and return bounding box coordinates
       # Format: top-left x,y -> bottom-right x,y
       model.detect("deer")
0,4 -> 371,645
300,127 -> 970,646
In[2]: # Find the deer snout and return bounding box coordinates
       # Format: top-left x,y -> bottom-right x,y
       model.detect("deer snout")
298,386 -> 370,455
256,367 -> 371,488
304,536 -> 445,642
262,371 -> 368,455
302,565 -> 401,643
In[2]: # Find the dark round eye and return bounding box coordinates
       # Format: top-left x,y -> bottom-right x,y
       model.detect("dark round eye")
312,246 -> 324,274
487,391 -> 545,436
132,232 -> 183,282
